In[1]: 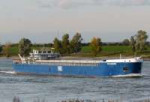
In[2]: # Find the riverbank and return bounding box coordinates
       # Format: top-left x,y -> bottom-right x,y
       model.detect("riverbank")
1,44 -> 150,61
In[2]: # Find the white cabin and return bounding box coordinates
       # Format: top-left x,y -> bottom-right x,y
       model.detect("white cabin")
30,49 -> 60,60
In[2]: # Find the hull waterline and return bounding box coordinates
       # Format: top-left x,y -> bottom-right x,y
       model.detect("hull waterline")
13,61 -> 142,77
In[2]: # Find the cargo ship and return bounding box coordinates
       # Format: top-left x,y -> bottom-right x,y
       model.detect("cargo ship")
13,50 -> 143,77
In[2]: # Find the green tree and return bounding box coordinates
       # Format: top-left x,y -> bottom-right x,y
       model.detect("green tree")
0,44 -> 2,53
90,37 -> 102,56
2,42 -> 11,57
18,38 -> 32,56
62,34 -> 70,54
70,32 -> 83,53
122,39 -> 130,45
130,30 -> 148,53
135,30 -> 148,52
130,36 -> 136,52
53,38 -> 62,53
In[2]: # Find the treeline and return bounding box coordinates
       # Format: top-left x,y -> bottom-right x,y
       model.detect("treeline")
53,33 -> 82,54
0,30 -> 149,57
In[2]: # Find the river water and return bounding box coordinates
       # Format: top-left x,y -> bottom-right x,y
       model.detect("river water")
0,58 -> 150,102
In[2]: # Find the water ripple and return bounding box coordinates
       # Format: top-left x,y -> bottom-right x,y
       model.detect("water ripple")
0,59 -> 150,102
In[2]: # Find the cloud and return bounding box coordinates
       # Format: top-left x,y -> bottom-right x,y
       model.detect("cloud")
37,0 -> 54,8
57,0 -> 71,9
38,0 -> 150,9
57,0 -> 93,9
96,0 -> 150,6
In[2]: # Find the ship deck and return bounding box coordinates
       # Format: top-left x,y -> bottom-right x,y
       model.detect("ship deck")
35,60 -> 102,66
14,57 -> 142,66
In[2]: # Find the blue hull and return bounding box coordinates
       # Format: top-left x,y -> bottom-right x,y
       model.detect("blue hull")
13,62 -> 142,77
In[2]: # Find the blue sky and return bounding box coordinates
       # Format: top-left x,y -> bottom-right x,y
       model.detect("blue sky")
0,0 -> 150,44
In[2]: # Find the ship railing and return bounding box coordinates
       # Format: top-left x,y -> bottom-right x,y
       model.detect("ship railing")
36,60 -> 100,63
38,62 -> 98,66
35,60 -> 101,66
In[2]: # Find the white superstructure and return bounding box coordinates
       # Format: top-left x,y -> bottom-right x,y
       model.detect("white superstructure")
30,49 -> 60,60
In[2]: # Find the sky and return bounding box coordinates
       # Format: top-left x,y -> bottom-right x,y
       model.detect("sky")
0,0 -> 150,44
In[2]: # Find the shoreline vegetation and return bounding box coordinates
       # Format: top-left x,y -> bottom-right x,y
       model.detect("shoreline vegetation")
1,42 -> 150,59
1,44 -> 150,61
0,30 -> 150,60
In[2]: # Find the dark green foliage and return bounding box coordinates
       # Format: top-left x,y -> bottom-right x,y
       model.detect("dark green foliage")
53,33 -> 83,55
53,38 -> 62,53
135,30 -> 148,52
122,39 -> 130,45
62,34 -> 70,54
0,44 -> 2,53
18,38 -> 32,56
130,30 -> 148,53
70,33 -> 82,53
2,42 -> 11,57
130,36 -> 136,52
32,43 -> 53,48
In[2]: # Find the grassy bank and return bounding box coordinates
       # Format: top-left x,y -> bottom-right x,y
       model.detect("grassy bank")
81,45 -> 132,56
2,45 -> 150,58
77,45 -> 150,58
